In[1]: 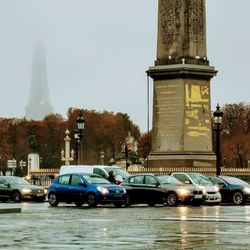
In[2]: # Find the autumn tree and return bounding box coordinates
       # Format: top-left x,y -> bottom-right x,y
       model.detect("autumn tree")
0,118 -> 14,174
220,103 -> 250,167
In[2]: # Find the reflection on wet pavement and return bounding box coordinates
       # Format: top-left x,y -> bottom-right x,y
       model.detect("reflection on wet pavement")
0,203 -> 250,249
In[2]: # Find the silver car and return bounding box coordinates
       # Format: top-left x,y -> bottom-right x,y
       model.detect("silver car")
0,176 -> 47,202
171,172 -> 221,205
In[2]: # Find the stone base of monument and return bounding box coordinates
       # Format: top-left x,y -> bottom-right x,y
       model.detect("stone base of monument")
146,152 -> 216,168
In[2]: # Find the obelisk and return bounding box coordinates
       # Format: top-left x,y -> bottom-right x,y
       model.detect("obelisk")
146,0 -> 217,168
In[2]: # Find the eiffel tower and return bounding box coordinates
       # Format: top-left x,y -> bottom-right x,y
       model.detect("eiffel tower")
25,42 -> 53,120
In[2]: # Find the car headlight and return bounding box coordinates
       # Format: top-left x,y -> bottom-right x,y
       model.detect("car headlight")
243,187 -> 250,194
214,186 -> 220,192
97,186 -> 109,195
177,188 -> 190,196
44,189 -> 48,194
22,188 -> 32,194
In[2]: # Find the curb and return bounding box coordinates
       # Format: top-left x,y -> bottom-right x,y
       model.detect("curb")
0,208 -> 22,214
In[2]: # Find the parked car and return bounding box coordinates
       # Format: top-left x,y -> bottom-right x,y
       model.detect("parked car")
171,172 -> 221,205
48,173 -> 128,207
122,174 -> 204,207
0,176 -> 47,202
207,176 -> 250,205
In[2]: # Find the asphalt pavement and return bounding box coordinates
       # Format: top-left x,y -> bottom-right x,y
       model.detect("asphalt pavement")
0,202 -> 250,250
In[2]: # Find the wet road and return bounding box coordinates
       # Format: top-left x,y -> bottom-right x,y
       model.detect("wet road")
0,202 -> 250,250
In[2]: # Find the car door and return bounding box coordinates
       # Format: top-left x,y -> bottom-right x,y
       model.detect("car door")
124,175 -> 145,204
144,175 -> 162,203
0,178 -> 11,198
69,174 -> 86,202
55,175 -> 71,201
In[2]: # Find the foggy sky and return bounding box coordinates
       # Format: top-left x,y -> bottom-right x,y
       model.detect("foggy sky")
0,0 -> 249,132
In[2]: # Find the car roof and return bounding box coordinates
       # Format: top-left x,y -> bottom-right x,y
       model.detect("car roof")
127,173 -> 155,177
58,172 -> 101,177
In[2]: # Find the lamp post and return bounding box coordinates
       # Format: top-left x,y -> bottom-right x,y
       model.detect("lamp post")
19,160 -> 26,177
100,149 -> 105,165
213,104 -> 223,176
75,112 -> 85,165
74,128 -> 80,165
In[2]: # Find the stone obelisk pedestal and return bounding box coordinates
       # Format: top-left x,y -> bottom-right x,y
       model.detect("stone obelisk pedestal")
146,0 -> 217,168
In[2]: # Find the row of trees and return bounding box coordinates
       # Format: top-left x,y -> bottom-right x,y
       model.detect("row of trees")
0,102 -> 249,174
0,108 -> 140,174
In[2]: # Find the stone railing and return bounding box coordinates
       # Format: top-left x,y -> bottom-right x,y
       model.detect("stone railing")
27,167 -> 250,187
128,166 -> 250,176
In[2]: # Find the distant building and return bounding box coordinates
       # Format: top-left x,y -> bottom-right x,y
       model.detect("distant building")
25,42 -> 53,120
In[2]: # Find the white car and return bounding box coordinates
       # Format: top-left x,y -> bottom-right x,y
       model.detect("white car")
171,172 -> 221,205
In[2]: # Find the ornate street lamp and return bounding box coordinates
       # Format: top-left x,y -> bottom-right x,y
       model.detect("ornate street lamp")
74,128 -> 80,165
61,129 -> 74,166
77,112 -> 85,138
75,112 -> 85,164
213,104 -> 223,176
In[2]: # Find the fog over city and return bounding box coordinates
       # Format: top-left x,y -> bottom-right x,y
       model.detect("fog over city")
0,0 -> 249,132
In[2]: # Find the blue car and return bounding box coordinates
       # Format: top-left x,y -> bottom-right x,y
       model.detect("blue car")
48,173 -> 127,207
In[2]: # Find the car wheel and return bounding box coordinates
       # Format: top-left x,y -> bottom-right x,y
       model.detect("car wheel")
75,201 -> 84,207
12,191 -> 21,203
166,192 -> 178,207
232,191 -> 245,205
87,193 -> 97,207
48,193 -> 59,207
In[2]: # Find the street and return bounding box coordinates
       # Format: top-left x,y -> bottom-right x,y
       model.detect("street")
0,202 -> 250,250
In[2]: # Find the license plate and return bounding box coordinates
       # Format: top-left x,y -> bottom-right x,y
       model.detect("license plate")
209,196 -> 216,200
194,195 -> 203,199
36,194 -> 43,197
113,194 -> 122,197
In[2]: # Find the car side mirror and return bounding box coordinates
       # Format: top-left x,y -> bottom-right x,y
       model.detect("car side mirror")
184,181 -> 191,184
4,183 -> 10,188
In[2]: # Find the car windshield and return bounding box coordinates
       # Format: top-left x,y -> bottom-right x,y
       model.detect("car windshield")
8,177 -> 31,185
104,167 -> 130,179
221,176 -> 249,186
83,175 -> 110,184
188,173 -> 212,185
157,175 -> 182,184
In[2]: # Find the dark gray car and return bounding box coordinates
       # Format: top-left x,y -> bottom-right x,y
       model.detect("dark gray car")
0,176 -> 47,202
123,174 -> 204,207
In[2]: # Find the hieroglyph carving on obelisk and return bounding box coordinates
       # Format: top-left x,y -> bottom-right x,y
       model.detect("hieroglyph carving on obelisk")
157,0 -> 207,65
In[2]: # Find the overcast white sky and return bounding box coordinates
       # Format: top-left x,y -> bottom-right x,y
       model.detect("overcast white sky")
0,0 -> 249,132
